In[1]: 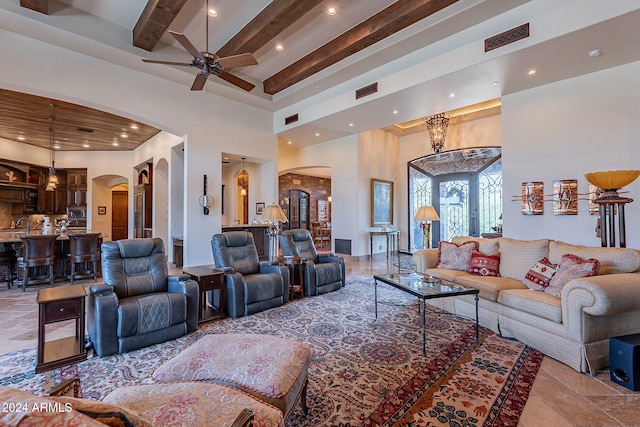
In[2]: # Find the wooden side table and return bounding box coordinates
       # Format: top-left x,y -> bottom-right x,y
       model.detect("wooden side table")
182,265 -> 226,324
36,284 -> 87,374
278,256 -> 304,300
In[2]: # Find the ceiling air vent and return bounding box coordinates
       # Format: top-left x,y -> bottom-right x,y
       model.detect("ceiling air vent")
355,82 -> 378,100
77,127 -> 95,133
485,23 -> 529,52
285,114 -> 299,125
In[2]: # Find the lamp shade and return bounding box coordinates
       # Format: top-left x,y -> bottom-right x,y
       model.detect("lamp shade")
261,204 -> 288,223
584,170 -> 640,190
414,206 -> 440,222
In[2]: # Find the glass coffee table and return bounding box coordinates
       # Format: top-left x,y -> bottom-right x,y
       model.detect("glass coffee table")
374,273 -> 479,356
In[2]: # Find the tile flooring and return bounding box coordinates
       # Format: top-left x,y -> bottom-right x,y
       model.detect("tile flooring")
1,254 -> 639,426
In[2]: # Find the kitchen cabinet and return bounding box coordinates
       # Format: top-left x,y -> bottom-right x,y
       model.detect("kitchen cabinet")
39,169 -> 68,214
65,168 -> 86,209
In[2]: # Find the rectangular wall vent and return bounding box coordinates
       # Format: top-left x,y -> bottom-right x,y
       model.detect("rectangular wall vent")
355,82 -> 378,100
284,113 -> 299,125
485,23 -> 529,52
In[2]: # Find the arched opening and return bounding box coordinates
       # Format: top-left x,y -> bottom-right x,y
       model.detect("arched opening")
91,174 -> 129,242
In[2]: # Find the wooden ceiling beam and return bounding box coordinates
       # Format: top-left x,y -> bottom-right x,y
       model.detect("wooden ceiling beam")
263,0 -> 459,95
133,0 -> 189,52
216,0 -> 323,58
20,0 -> 49,15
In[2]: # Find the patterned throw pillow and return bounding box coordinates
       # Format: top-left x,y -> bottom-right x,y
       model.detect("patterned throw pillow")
435,240 -> 479,271
467,250 -> 501,276
522,258 -> 557,291
544,254 -> 601,297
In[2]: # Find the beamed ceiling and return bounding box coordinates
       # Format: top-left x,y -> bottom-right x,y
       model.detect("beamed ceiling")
7,0 -> 462,151
3,1 -> 639,152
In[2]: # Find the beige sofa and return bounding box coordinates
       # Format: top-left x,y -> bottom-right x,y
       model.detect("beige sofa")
412,236 -> 640,374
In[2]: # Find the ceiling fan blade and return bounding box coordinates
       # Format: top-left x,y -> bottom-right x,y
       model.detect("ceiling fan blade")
217,53 -> 258,70
169,30 -> 205,61
142,59 -> 192,66
218,72 -> 256,92
191,72 -> 209,91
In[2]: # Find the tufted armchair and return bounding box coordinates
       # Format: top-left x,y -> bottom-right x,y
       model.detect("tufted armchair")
87,238 -> 199,357
279,229 -> 345,296
211,231 -> 289,318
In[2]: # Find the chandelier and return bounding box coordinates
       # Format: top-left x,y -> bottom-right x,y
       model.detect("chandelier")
45,104 -> 59,192
424,113 -> 449,153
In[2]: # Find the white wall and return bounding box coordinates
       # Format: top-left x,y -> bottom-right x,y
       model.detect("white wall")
502,61 -> 640,247
0,29 -> 277,266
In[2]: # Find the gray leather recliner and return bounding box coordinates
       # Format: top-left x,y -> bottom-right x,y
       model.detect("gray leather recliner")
211,231 -> 289,318
279,229 -> 345,296
87,238 -> 199,357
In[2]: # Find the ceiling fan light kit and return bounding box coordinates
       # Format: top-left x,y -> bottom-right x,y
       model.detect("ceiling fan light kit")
141,0 -> 257,92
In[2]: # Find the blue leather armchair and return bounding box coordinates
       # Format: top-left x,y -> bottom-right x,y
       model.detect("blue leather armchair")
87,238 -> 199,357
279,229 -> 345,296
211,231 -> 289,318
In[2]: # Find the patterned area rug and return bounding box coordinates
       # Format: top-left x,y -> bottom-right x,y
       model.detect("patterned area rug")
0,274 -> 542,426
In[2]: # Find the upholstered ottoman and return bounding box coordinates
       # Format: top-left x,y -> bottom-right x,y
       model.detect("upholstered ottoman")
103,382 -> 284,427
153,333 -> 311,420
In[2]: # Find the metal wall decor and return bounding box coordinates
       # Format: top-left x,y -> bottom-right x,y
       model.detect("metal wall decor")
553,179 -> 578,215
520,182 -> 544,215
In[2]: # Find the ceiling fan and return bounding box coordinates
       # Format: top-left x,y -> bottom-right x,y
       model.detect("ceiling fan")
141,0 -> 258,92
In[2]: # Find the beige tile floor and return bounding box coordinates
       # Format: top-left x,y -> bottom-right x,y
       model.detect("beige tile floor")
1,255 -> 639,427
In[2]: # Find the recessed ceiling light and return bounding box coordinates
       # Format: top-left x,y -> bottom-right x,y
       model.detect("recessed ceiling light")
492,81 -> 499,85
112,142 -> 119,146
208,9 -> 217,17
348,123 -> 354,127
327,7 -> 336,15
449,93 -> 455,98
82,144 -> 90,148
587,49 -> 601,57
528,69 -> 536,75
17,135 -> 25,141
393,110 -> 398,114
53,144 -> 60,149
287,141 -> 292,145
275,44 -> 284,51
315,132 -> 320,137
130,124 -> 139,130
120,133 -> 128,138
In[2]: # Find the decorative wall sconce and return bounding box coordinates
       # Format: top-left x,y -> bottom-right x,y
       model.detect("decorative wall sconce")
199,174 -> 214,215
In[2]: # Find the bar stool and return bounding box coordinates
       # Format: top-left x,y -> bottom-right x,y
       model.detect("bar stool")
0,250 -> 15,289
67,233 -> 101,285
16,235 -> 57,292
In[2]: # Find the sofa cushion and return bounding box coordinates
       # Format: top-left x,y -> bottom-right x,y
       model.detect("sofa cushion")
423,268 -> 471,282
548,241 -> 640,275
545,254 -> 601,298
435,240 -> 479,271
522,258 -> 557,291
467,251 -> 501,277
103,382 -> 284,427
498,238 -> 549,280
451,236 -> 499,255
498,289 -> 562,323
455,275 -> 526,302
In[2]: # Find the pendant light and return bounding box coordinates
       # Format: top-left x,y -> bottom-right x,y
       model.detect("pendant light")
45,104 -> 59,191
240,157 -> 247,196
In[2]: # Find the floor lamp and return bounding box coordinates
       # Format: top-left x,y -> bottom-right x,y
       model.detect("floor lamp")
414,206 -> 440,249
261,204 -> 288,260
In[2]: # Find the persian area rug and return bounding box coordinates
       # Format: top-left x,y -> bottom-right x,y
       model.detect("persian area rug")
0,273 -> 543,426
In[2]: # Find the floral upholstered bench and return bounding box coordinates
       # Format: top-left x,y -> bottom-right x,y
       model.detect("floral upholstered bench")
152,333 -> 312,420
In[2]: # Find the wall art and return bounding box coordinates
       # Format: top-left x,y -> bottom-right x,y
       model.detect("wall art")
521,181 -> 544,215
553,179 -> 578,215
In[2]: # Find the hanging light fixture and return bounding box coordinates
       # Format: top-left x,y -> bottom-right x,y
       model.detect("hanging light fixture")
424,112 -> 449,153
45,104 -> 59,192
240,157 -> 247,196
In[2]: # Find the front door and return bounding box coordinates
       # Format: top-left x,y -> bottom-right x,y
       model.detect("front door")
436,177 -> 472,242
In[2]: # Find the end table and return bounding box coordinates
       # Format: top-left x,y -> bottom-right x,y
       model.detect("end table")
277,256 -> 304,300
36,284 -> 87,374
182,265 -> 226,324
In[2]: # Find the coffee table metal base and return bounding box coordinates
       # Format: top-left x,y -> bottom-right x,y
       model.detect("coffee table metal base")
374,274 -> 479,356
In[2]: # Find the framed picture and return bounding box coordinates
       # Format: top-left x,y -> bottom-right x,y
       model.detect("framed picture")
318,199 -> 328,221
98,206 -> 107,215
371,178 -> 394,226
521,182 -> 544,215
553,179 -> 578,215
256,202 -> 265,215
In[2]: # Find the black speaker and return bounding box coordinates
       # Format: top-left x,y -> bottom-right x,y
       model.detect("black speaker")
609,334 -> 640,391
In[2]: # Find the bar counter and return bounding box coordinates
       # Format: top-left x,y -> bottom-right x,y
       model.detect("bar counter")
0,229 -> 99,244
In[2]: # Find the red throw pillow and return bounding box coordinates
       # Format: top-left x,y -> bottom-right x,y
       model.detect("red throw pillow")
522,258 -> 557,290
544,254 -> 600,297
467,250 -> 501,277
435,240 -> 479,271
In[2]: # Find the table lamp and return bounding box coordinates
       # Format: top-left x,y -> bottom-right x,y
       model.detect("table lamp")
414,206 -> 440,249
261,204 -> 288,259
